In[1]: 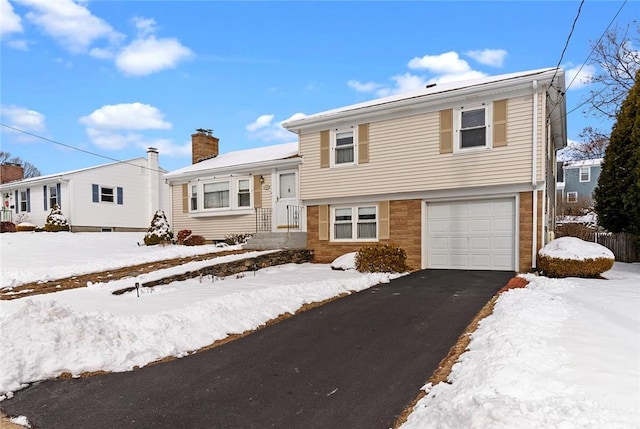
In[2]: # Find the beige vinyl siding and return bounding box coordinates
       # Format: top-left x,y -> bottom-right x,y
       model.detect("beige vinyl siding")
170,174 -> 273,241
300,94 -> 543,200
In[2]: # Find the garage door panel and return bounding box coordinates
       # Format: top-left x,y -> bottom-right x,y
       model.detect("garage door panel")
427,198 -> 515,271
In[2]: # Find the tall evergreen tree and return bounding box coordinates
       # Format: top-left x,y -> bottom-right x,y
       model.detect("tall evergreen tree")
594,70 -> 640,233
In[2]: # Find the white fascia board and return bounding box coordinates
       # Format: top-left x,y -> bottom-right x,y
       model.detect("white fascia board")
164,157 -> 302,184
285,69 -> 558,133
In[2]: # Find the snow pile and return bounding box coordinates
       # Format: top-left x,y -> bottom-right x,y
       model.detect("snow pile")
539,236 -> 614,260
400,265 -> 640,429
330,252 -> 357,270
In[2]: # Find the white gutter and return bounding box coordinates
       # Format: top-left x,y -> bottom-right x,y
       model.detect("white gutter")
532,80 -> 538,268
164,157 -> 302,184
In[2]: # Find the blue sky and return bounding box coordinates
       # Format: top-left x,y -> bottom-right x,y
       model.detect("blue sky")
0,0 -> 637,175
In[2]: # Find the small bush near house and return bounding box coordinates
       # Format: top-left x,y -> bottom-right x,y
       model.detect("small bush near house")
1,222 -> 16,233
538,236 -> 614,278
555,223 -> 598,241
16,222 -> 37,232
143,210 -> 174,246
225,233 -> 252,245
183,234 -> 206,246
176,229 -> 192,245
44,205 -> 70,232
355,243 -> 407,273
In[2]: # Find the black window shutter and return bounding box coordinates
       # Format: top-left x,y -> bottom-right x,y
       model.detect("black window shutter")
15,190 -> 18,213
92,184 -> 99,203
26,188 -> 31,212
43,185 -> 48,211
117,187 -> 123,205
57,183 -> 61,208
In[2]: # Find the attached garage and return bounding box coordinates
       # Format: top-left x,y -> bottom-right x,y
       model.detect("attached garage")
426,198 -> 516,271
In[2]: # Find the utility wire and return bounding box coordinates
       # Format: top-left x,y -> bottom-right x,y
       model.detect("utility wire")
0,122 -> 166,174
549,0 -> 585,92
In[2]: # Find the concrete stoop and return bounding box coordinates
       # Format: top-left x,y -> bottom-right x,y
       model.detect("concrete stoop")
243,232 -> 307,250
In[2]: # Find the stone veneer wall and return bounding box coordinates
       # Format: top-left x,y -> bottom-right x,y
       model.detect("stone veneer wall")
307,200 -> 422,271
113,249 -> 313,295
518,190 -> 543,272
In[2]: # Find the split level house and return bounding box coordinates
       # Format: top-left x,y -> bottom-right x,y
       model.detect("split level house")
164,130 -> 305,248
0,148 -> 170,232
283,67 -> 566,273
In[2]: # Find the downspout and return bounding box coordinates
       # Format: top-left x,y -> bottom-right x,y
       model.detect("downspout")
532,80 -> 538,269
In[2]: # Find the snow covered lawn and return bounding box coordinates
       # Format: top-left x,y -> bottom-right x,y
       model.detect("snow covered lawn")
1,232 -> 639,428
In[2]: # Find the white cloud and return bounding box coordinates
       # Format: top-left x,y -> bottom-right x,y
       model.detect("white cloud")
565,64 -> 596,90
347,80 -> 383,93
6,39 -> 28,50
132,16 -> 158,38
15,0 -> 123,53
246,113 -> 302,142
139,139 -> 191,157
115,36 -> 192,76
465,49 -> 507,67
0,105 -> 46,131
79,103 -> 174,151
408,51 -> 472,74
80,103 -> 171,131
0,0 -> 23,37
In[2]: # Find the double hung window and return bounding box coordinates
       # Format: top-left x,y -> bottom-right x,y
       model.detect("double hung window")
237,179 -> 250,208
332,205 -> 377,241
567,192 -> 578,203
579,166 -> 590,182
190,177 -> 252,213
48,185 -> 58,208
19,190 -> 30,212
204,182 -> 229,209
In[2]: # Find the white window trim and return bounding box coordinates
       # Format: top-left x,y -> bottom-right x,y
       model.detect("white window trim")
453,103 -> 492,153
330,204 -> 378,242
579,166 -> 591,182
48,185 -> 59,208
330,127 -> 358,167
567,191 -> 578,203
19,189 -> 29,212
189,176 -> 253,214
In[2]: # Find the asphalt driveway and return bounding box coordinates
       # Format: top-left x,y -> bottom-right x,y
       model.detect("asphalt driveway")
1,269 -> 514,429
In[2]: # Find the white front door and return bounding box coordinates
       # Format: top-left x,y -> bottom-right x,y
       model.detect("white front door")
274,171 -> 301,230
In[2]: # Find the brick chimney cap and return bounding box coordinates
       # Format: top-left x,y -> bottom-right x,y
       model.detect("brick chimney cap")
195,128 -> 214,136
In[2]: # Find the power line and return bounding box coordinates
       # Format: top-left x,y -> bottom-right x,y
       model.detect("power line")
549,0 -> 585,93
0,122 -> 165,174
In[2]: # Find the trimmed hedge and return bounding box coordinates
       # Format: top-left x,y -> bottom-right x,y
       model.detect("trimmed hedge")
355,243 -> 407,273
538,255 -> 614,278
183,234 -> 206,246
16,223 -> 37,232
1,222 -> 16,233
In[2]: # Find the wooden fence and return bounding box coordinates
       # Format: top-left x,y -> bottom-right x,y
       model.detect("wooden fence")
592,232 -> 639,263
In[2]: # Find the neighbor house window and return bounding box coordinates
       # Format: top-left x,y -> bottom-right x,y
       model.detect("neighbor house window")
92,184 -> 123,205
567,192 -> 578,203
455,105 -> 490,151
237,179 -> 250,208
49,185 -> 58,208
18,189 -> 30,212
332,129 -> 356,166
332,205 -> 377,241
190,185 -> 198,211
580,166 -> 590,182
204,182 -> 229,209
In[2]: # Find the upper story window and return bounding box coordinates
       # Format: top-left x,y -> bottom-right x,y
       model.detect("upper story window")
332,205 -> 377,241
455,105 -> 490,151
191,177 -> 253,213
332,128 -> 356,166
579,166 -> 591,182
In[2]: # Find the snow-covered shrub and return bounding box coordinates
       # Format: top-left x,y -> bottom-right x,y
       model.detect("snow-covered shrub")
176,229 -> 192,245
331,252 -> 357,271
16,222 -> 37,232
538,236 -> 614,278
143,210 -> 174,246
355,243 -> 407,273
44,205 -> 70,232
225,233 -> 252,245
183,234 -> 206,246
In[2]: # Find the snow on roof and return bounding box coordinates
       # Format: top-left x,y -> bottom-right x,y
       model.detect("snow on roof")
284,67 -> 558,127
0,157 -> 148,188
563,158 -> 604,168
539,236 -> 614,260
166,142 -> 299,177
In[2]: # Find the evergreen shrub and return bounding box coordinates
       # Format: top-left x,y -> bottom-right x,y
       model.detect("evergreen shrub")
355,243 -> 407,273
143,210 -> 174,246
44,205 -> 70,232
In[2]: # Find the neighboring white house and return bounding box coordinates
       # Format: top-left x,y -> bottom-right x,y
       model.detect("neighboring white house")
0,148 -> 170,231
164,130 -> 303,242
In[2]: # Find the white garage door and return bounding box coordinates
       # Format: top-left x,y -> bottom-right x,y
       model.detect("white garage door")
427,198 -> 515,270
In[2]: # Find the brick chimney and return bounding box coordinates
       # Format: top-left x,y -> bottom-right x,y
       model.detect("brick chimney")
191,128 -> 219,164
0,163 -> 24,184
